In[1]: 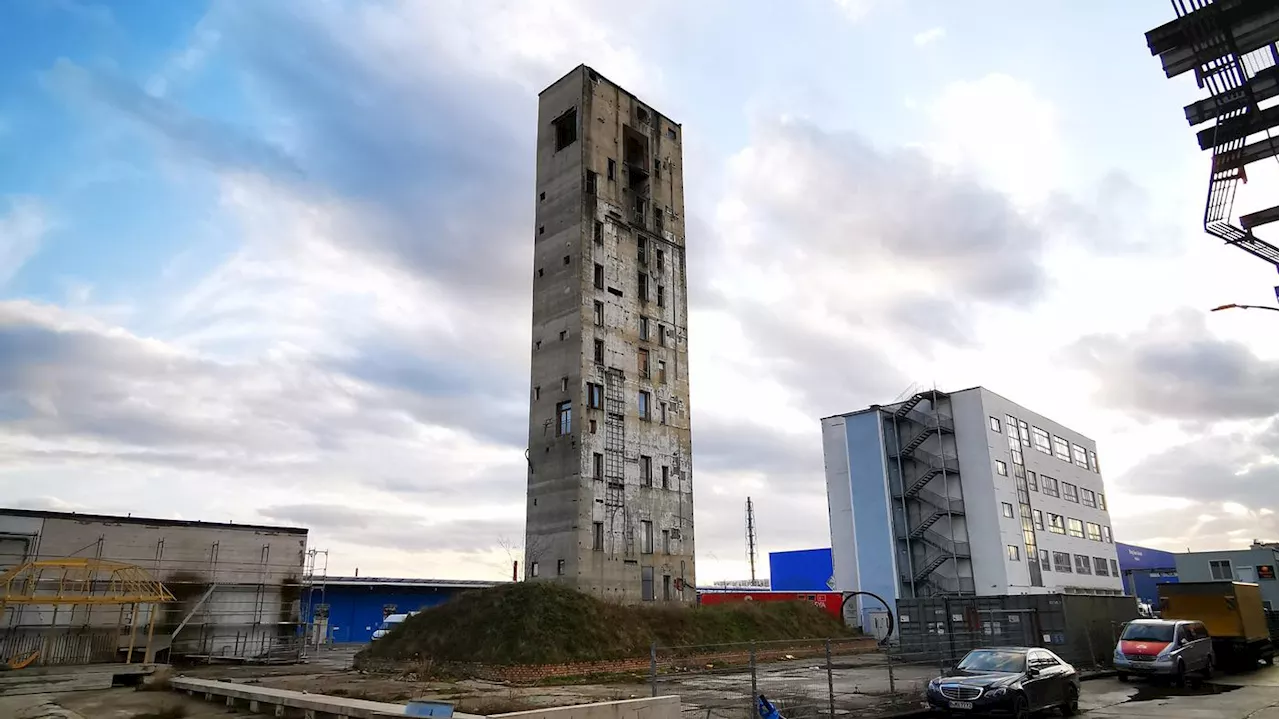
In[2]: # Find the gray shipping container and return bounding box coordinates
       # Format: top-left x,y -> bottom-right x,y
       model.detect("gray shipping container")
893,594 -> 1139,669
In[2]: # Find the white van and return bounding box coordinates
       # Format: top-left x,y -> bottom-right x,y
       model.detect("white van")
371,612 -> 413,640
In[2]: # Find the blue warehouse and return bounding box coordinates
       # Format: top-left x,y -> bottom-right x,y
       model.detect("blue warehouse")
768,548 -> 835,592
304,577 -> 503,644
1115,542 -> 1178,611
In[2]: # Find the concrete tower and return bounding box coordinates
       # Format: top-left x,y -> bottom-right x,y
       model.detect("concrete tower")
525,65 -> 695,603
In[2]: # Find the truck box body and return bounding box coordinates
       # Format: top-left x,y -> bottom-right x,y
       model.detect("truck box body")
1158,581 -> 1276,667
1158,581 -> 1268,641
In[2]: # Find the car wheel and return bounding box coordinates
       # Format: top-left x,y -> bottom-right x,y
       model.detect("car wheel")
1060,684 -> 1080,716
1010,693 -> 1030,719
1116,672 -> 1128,683
1174,660 -> 1187,687
1203,656 -> 1214,680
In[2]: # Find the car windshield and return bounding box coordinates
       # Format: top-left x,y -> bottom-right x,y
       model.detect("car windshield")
956,650 -> 1026,673
1121,623 -> 1175,642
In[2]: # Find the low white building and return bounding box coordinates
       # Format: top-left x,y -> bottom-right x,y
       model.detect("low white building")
0,508 -> 308,664
822,387 -> 1122,628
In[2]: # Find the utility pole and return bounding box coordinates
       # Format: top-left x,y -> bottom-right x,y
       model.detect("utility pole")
746,497 -> 758,585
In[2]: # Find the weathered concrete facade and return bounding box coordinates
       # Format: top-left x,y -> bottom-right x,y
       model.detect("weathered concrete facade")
526,66 -> 695,602
0,509 -> 307,664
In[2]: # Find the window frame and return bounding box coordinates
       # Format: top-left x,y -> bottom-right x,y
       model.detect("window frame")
1007,545 -> 1020,561
553,108 -> 578,151
1086,522 -> 1102,542
1080,488 -> 1096,508
641,520 -> 653,554
587,383 -> 603,409
1209,559 -> 1234,581
638,390 -> 651,420
1032,509 -> 1044,531
1032,427 -> 1052,454
1042,476 -> 1059,498
1027,471 -> 1038,492
1068,518 -> 1085,539
1075,554 -> 1092,574
1062,482 -> 1079,503
593,522 -> 604,551
1094,557 -> 1109,576
1039,549 -> 1051,571
556,401 -> 572,436
995,460 -> 1008,476
1001,502 -> 1015,518
1053,551 -> 1072,573
1052,435 -> 1071,461
990,416 -> 1001,432
640,455 -> 653,487
1071,443 -> 1088,468
1048,514 -> 1066,534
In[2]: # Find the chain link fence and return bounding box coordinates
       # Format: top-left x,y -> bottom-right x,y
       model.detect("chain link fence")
644,613 -> 1127,717
648,638 -> 928,718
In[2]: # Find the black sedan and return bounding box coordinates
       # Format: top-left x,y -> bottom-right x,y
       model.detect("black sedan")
925,647 -> 1080,717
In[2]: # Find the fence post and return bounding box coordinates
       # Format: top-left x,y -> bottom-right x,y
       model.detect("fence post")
886,643 -> 896,694
650,642 -> 658,697
825,639 -> 835,718
749,641 -> 758,702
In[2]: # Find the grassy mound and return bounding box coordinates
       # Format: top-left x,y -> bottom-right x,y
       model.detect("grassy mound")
357,582 -> 852,666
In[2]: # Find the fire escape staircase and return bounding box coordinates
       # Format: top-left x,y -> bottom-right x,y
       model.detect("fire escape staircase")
1147,0 -> 1280,267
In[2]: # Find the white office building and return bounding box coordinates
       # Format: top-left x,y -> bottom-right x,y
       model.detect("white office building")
822,387 -> 1123,628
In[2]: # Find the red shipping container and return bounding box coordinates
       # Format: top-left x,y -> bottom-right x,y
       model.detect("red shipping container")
697,590 -> 844,620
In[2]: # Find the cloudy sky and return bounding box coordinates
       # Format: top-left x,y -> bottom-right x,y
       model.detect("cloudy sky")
1,0 -> 1276,583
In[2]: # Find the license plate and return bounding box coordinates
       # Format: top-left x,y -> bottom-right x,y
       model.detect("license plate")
949,701 -> 974,710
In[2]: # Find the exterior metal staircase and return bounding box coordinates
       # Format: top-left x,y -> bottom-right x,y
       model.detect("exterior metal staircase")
913,553 -> 950,583
909,510 -> 945,538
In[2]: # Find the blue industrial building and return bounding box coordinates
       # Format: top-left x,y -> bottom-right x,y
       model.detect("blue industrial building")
1115,542 -> 1178,610
768,548 -> 834,591
304,577 -> 502,644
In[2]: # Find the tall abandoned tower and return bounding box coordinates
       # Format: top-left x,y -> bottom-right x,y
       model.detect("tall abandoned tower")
525,65 -> 695,602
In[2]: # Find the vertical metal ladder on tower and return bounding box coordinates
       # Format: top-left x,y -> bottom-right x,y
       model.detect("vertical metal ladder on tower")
603,369 -> 631,555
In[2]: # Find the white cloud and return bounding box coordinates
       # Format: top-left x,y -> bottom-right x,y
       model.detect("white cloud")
831,0 -> 878,23
0,198 -> 50,286
913,27 -> 945,46
927,74 -> 1063,203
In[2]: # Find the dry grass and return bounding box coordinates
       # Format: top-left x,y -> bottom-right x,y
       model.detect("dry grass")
358,582 -> 853,667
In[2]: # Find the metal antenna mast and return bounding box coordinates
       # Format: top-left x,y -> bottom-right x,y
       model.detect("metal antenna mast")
745,497 -> 758,584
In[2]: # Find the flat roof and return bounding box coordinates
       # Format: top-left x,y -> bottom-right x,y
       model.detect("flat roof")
538,64 -> 680,126
312,576 -> 505,589
1,508 -> 308,535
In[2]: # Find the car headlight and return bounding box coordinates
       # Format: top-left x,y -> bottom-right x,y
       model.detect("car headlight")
988,687 -> 1007,698
928,678 -> 940,687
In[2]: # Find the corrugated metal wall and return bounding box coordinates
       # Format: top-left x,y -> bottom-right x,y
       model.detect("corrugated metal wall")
894,594 -> 1140,668
304,586 -> 464,644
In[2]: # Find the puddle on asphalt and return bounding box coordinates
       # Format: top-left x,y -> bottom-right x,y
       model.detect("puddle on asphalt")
1120,681 -> 1243,704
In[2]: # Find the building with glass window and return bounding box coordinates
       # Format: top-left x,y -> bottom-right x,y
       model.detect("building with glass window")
1173,542 -> 1279,610
524,66 -> 695,603
822,387 -> 1122,628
